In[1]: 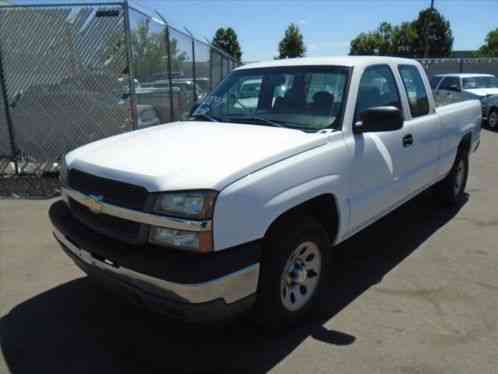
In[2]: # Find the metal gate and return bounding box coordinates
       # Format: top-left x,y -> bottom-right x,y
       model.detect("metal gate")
0,3 -> 132,195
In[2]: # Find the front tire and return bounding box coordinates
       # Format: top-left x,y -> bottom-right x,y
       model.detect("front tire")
255,216 -> 330,329
434,149 -> 469,206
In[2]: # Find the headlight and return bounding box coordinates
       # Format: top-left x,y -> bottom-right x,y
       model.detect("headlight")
150,191 -> 217,252
149,227 -> 213,252
153,191 -> 217,220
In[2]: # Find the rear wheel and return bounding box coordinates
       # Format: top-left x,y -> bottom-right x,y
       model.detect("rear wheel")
255,216 -> 330,329
488,109 -> 497,130
434,148 -> 469,206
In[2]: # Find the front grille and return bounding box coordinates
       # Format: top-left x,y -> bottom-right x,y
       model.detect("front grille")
69,198 -> 143,244
67,168 -> 150,244
68,169 -> 148,211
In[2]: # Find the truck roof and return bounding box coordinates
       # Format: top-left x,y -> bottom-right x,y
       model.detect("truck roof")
433,73 -> 495,78
236,56 -> 420,70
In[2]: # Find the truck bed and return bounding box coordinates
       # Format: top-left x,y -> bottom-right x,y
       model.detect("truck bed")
433,89 -> 479,108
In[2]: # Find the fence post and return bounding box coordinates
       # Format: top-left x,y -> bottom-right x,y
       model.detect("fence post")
0,31 -> 19,174
184,27 -> 197,103
209,48 -> 213,91
122,0 -> 137,130
165,25 -> 175,121
220,55 -> 223,82
191,38 -> 197,102
459,58 -> 464,73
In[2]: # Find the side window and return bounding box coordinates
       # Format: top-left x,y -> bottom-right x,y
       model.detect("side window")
439,77 -> 460,91
398,65 -> 430,118
356,65 -> 401,121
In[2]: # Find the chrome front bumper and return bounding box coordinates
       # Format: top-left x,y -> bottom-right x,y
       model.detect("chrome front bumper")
53,227 -> 259,305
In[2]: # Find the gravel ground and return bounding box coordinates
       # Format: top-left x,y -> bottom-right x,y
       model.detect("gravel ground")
1,129 -> 497,374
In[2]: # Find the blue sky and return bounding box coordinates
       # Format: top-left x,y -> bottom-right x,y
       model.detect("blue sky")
10,0 -> 498,61
135,0 -> 497,61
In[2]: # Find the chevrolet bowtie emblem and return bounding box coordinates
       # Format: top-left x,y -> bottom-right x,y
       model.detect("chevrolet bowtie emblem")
85,194 -> 104,214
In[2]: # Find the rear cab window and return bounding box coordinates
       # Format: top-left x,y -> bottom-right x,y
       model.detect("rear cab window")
398,65 -> 430,118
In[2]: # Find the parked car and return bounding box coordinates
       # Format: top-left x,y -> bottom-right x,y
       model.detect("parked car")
135,104 -> 160,128
118,77 -> 162,127
431,73 -> 498,129
50,57 -> 481,328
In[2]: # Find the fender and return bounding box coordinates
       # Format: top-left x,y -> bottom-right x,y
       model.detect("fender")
264,175 -> 348,244
212,134 -> 352,251
213,174 -> 348,250
436,100 -> 481,179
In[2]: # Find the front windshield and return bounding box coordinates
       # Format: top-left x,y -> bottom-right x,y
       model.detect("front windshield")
462,76 -> 498,90
192,66 -> 350,131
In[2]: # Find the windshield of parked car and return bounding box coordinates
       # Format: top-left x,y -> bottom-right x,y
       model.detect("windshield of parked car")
191,66 -> 350,131
462,76 -> 498,89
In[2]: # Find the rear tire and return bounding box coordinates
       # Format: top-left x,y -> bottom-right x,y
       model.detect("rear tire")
434,148 -> 469,206
488,109 -> 497,130
254,216 -> 330,330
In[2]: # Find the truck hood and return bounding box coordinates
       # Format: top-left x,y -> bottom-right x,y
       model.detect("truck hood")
464,88 -> 498,97
66,121 -> 328,192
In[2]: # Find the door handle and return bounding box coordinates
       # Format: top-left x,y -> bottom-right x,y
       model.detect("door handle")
402,134 -> 414,147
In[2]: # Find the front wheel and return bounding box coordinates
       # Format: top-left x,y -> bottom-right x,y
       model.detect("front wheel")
254,216 -> 330,329
434,149 -> 469,206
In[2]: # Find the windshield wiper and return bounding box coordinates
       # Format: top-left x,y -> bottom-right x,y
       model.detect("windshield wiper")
190,113 -> 220,122
225,115 -> 285,128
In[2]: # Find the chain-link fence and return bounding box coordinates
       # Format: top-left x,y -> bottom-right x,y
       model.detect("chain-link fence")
0,1 -> 238,197
419,58 -> 498,77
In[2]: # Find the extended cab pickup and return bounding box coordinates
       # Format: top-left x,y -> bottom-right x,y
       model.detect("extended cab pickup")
50,57 -> 481,326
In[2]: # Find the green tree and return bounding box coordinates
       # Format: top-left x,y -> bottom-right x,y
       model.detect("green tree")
350,31 -> 383,55
349,8 -> 452,58
278,23 -> 306,59
350,22 -> 394,56
212,27 -> 242,63
475,28 -> 498,57
128,21 -> 187,80
391,22 -> 418,57
413,8 -> 453,57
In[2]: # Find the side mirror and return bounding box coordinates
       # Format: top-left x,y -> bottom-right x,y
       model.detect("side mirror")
354,106 -> 403,133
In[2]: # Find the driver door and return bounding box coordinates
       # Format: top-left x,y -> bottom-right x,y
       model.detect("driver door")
348,64 -> 413,233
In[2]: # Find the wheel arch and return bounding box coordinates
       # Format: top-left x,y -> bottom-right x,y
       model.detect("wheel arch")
264,193 -> 341,246
459,131 -> 472,155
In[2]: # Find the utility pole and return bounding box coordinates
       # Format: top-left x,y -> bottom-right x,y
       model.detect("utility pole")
423,0 -> 435,58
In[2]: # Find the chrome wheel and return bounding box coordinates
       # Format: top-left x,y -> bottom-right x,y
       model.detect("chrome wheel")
489,111 -> 497,129
280,241 -> 322,312
454,158 -> 466,197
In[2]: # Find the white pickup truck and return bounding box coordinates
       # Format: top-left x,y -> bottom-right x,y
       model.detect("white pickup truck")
50,57 -> 481,327
431,73 -> 498,128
